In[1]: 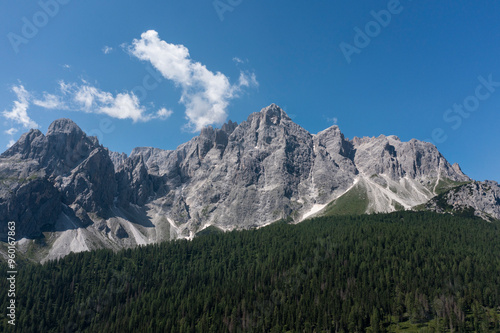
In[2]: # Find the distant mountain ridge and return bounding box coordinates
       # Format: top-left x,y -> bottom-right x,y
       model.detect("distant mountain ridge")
0,104 -> 498,262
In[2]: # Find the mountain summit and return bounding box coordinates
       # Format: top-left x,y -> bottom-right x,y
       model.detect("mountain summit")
1,104 -> 497,262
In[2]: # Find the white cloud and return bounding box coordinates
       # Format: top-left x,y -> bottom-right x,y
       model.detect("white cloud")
238,71 -> 258,88
5,128 -> 19,149
5,128 -> 18,136
155,107 -> 173,120
99,93 -> 146,122
33,93 -> 66,109
327,117 -> 338,125
2,85 -> 39,129
59,81 -> 151,122
62,64 -> 71,69
59,80 -> 73,94
71,83 -> 114,110
233,57 -> 245,64
128,30 -> 257,131
2,80 -> 168,127
102,46 -> 113,54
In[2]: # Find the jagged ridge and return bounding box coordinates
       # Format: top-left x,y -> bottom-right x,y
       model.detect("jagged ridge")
1,104 -> 496,262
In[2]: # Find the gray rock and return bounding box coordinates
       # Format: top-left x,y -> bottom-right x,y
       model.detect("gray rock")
425,181 -> 500,221
0,119 -> 117,240
115,154 -> 155,206
1,104 -> 497,262
351,135 -> 469,182
0,177 -> 61,240
58,146 -> 117,214
108,150 -> 128,170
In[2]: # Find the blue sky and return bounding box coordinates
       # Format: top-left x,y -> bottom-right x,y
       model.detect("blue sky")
0,0 -> 499,181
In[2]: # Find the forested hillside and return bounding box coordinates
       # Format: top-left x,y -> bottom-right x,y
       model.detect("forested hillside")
1,212 -> 500,332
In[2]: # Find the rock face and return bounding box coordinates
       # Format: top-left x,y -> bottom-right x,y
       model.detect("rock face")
351,135 -> 468,181
115,154 -> 160,206
0,104 -> 496,262
108,150 -> 128,170
424,181 -> 500,221
0,119 -> 111,238
0,177 -> 61,239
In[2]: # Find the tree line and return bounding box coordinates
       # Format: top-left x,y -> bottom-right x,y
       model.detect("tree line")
1,211 -> 499,332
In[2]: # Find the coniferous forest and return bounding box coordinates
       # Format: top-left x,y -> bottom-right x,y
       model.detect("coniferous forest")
1,211 -> 500,332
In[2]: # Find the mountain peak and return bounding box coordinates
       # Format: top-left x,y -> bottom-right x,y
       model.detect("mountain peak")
261,103 -> 289,116
1,129 -> 44,158
221,119 -> 238,135
452,163 -> 467,177
47,118 -> 83,135
3,103 -> 499,264
254,103 -> 290,126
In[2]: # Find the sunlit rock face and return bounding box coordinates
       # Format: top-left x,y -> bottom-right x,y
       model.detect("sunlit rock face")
3,104 -> 495,263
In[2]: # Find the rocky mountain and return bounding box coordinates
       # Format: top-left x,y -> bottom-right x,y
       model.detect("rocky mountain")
422,180 -> 500,222
0,104 -> 497,262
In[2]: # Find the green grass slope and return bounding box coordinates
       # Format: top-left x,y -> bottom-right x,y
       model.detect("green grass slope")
322,182 -> 370,216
